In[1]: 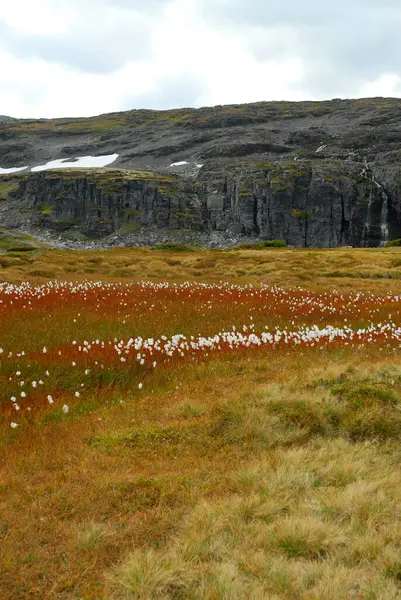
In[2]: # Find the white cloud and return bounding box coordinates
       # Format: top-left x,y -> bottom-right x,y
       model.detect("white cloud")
0,0 -> 400,118
1,0 -> 72,36
360,74 -> 401,98
0,51 -> 157,118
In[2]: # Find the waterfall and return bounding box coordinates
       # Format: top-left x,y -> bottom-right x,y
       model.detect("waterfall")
361,166 -> 374,246
360,165 -> 389,246
376,182 -> 389,246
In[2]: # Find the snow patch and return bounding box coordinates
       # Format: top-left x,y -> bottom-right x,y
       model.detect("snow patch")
0,166 -> 28,174
31,154 -> 119,172
196,164 -> 204,168
316,145 -> 327,154
170,161 -> 188,167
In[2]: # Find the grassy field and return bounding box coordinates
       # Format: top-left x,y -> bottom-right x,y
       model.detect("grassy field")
1,247 -> 401,599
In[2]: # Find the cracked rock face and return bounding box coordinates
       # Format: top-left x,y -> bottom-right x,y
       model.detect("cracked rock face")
1,98 -> 401,248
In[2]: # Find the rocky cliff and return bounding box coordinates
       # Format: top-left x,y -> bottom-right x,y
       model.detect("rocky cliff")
1,98 -> 401,248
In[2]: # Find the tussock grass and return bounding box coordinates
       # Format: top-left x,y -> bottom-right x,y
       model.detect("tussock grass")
1,249 -> 401,598
2,246 -> 401,292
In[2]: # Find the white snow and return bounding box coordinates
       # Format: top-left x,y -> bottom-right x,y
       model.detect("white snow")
170,161 -> 188,167
31,154 -> 119,172
196,164 -> 204,168
0,166 -> 28,174
316,145 -> 327,154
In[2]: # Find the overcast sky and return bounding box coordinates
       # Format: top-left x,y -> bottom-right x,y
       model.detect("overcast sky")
1,0 -> 400,118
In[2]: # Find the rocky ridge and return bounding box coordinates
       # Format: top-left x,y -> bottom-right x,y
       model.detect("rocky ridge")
1,98 -> 401,248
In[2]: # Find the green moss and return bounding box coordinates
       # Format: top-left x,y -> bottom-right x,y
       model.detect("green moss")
0,180 -> 19,200
121,221 -> 141,233
86,202 -> 101,212
291,208 -> 309,219
177,211 -> 194,221
273,182 -> 291,192
41,205 -> 54,216
121,208 -> 141,217
55,218 -> 81,227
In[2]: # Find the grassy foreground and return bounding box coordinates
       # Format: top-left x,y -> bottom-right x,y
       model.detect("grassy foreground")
1,247 -> 401,599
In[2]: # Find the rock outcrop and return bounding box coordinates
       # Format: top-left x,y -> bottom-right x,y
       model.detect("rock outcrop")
1,98 -> 401,247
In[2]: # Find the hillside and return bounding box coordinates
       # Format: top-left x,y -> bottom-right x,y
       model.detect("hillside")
1,98 -> 401,247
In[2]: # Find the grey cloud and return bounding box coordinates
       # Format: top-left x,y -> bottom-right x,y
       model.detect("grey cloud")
201,0 -> 400,28
202,0 -> 401,98
0,1 -> 172,74
122,74 -> 204,110
102,0 -> 169,10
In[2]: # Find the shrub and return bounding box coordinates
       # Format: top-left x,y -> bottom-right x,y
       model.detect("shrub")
152,243 -> 196,252
234,240 -> 287,250
259,240 -> 287,248
6,245 -> 35,252
385,238 -> 401,247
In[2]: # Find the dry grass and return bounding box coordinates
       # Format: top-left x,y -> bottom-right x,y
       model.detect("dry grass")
0,249 -> 401,599
1,246 -> 401,291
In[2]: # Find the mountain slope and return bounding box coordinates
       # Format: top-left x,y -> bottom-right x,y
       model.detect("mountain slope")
0,98 -> 401,248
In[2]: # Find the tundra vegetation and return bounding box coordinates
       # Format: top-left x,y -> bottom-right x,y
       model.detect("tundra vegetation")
0,245 -> 401,599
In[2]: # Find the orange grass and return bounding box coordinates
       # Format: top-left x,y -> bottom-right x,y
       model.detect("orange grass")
0,248 -> 401,599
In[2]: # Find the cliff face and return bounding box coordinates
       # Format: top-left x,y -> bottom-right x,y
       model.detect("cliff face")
14,170 -> 203,238
2,159 -> 399,248
201,161 -> 401,247
1,98 -> 401,248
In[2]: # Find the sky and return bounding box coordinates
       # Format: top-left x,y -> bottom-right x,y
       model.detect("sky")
0,0 -> 400,118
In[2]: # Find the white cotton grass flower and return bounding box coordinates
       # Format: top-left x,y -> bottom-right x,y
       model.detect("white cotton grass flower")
63,405 -> 69,414
43,347 -> 47,354
45,370 -> 50,376
138,383 -> 143,390
47,395 -> 54,404
32,381 -> 37,388
11,422 -> 18,429
20,391 -> 26,398
10,396 -> 16,402
16,371 -> 21,376
75,391 -> 80,398
13,403 -> 20,411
